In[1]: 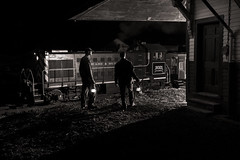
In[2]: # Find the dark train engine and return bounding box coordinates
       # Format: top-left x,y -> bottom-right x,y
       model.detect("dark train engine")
32,43 -> 186,104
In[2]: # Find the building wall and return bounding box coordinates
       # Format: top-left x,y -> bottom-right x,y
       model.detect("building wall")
231,2 -> 240,61
189,0 -> 239,57
188,0 -> 240,119
192,0 -> 240,61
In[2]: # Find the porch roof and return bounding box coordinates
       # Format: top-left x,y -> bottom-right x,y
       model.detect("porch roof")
69,0 -> 186,22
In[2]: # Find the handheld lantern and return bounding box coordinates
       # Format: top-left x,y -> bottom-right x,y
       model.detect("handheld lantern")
91,88 -> 96,93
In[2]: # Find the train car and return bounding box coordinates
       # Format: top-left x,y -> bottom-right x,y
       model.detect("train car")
32,43 -> 185,103
44,50 -> 120,88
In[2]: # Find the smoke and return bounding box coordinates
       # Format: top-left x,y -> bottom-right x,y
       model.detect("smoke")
117,22 -> 150,42
117,21 -> 186,45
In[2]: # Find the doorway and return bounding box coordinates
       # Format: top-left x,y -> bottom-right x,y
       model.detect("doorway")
196,20 -> 222,94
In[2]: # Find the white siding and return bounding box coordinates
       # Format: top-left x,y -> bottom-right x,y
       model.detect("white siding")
194,0 -> 228,20
231,1 -> 240,61
193,0 -> 240,61
189,38 -> 194,61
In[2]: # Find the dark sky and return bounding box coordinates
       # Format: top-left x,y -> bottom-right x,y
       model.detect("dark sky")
2,1 -> 104,54
2,0 -> 186,56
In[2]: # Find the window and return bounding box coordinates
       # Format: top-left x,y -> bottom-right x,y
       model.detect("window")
101,58 -> 105,62
93,71 -> 98,78
48,59 -> 74,78
62,60 -> 73,68
62,70 -> 74,77
93,58 -> 97,62
49,60 -> 61,69
108,70 -> 113,77
49,70 -> 73,78
49,60 -> 73,69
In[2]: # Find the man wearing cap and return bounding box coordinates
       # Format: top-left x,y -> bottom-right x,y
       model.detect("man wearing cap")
79,48 -> 96,109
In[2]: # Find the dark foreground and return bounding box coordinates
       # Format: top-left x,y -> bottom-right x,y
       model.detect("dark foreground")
43,107 -> 240,160
0,88 -> 239,160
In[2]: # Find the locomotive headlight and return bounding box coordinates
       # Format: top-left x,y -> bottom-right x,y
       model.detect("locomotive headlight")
91,88 -> 96,93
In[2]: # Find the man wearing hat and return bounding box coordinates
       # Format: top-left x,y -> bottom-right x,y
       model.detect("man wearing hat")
115,51 -> 140,110
79,48 -> 96,109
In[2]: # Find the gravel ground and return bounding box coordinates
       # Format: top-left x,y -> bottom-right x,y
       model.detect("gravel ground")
0,88 -> 239,160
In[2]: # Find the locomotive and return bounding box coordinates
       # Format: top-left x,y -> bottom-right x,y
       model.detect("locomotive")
32,43 -> 186,104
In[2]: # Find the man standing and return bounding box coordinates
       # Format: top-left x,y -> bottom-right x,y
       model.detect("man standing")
19,67 -> 35,107
79,48 -> 96,109
115,51 -> 140,110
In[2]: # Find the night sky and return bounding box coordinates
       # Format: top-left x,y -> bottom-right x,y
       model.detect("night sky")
2,0 -> 186,56
2,1 -> 103,54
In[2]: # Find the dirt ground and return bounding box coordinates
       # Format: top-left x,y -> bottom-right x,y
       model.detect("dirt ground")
0,88 -> 239,160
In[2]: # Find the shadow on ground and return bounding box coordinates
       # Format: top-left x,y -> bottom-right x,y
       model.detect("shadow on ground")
42,108 -> 240,160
